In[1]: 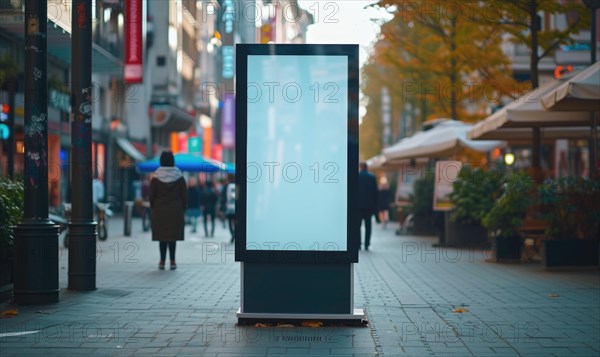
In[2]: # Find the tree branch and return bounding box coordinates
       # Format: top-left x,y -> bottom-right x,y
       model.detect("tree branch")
538,19 -> 582,60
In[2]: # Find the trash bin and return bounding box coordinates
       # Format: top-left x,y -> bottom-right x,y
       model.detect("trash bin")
124,201 -> 134,236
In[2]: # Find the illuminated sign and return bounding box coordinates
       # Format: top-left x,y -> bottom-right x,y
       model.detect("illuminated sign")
235,44 -> 359,263
124,0 -> 143,83
222,0 -> 234,34
222,46 -> 234,79
0,123 -> 9,140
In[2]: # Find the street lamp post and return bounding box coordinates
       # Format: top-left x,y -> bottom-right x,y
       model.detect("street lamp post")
1,74 -> 17,178
68,0 -> 97,291
583,0 -> 600,177
13,0 -> 60,305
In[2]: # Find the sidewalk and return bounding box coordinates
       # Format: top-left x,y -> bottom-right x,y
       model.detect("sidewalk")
1,216 -> 599,356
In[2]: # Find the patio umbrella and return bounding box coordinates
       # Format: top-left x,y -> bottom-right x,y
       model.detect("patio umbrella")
540,62 -> 600,111
223,162 -> 235,174
467,79 -> 592,140
540,62 -> 600,175
468,126 -> 598,142
365,154 -> 388,171
383,120 -> 505,161
137,153 -> 225,173
467,78 -> 597,176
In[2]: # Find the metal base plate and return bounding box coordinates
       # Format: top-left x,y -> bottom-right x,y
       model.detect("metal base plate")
236,308 -> 366,321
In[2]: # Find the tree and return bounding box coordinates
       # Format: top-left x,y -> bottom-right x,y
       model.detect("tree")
372,0 -> 521,122
478,0 -> 590,89
359,59 -> 384,160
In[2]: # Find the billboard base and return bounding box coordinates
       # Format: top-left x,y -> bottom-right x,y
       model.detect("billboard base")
236,308 -> 367,324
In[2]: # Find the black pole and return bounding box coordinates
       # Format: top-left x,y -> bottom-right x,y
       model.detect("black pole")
580,3 -> 600,178
590,7 -> 598,177
591,112 -> 598,177
532,127 -> 542,182
13,0 -> 60,305
68,0 -> 96,291
5,76 -> 16,178
592,8 -> 597,64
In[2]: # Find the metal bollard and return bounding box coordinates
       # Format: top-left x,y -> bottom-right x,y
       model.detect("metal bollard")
124,201 -> 134,236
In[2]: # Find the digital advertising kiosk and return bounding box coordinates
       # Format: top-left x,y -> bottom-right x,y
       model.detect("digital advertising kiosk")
235,44 -> 364,321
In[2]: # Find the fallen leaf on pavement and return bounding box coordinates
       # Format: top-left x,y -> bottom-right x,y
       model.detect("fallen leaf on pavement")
2,309 -> 19,318
452,307 -> 469,313
301,321 -> 323,328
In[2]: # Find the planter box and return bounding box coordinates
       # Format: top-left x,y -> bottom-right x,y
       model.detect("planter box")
411,214 -> 438,236
543,239 -> 599,269
445,220 -> 488,247
495,235 -> 522,262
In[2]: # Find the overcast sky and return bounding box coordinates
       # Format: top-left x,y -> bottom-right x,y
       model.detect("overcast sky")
297,1 -> 392,65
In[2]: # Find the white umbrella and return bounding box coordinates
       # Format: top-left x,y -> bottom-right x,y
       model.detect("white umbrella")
540,62 -> 600,175
365,154 -> 388,170
467,79 -> 592,140
470,126 -> 598,141
384,120 -> 505,161
541,62 -> 600,111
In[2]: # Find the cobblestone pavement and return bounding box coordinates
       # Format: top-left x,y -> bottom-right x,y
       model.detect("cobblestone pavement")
1,216 -> 599,356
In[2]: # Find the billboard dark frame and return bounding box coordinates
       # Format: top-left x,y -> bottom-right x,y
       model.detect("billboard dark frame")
235,44 -> 359,264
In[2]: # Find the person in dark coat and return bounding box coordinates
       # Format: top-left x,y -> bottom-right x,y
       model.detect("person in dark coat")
358,162 -> 378,250
202,181 -> 219,237
150,151 -> 188,270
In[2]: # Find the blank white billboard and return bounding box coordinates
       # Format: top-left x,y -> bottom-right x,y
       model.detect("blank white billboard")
246,55 -> 348,251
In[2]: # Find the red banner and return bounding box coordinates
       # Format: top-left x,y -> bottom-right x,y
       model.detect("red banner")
124,0 -> 143,83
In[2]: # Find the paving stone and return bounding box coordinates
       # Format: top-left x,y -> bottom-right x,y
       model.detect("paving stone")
1,218 -> 598,356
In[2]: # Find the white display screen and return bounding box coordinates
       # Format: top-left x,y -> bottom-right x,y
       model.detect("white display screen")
246,55 -> 348,251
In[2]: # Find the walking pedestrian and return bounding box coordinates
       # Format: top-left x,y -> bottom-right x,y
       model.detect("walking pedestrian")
358,162 -> 378,250
150,151 -> 188,270
186,176 -> 202,234
202,180 -> 219,237
217,178 -> 227,228
377,178 -> 391,229
223,174 -> 236,243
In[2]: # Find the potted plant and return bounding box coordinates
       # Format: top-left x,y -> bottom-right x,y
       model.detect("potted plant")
482,171 -> 535,262
0,178 -> 24,302
539,177 -> 600,269
407,173 -> 438,235
447,165 -> 504,247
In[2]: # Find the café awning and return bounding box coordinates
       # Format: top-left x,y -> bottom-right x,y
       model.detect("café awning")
116,137 -> 147,162
151,103 -> 195,132
467,79 -> 592,140
384,120 -> 505,161
541,62 -> 600,112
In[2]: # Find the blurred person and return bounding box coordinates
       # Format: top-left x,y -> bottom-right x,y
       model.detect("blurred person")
150,151 -> 188,270
92,177 -> 104,214
217,178 -> 227,228
377,178 -> 391,229
202,180 -> 219,237
223,174 -> 236,242
141,176 -> 151,201
358,162 -> 378,250
186,176 -> 202,234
